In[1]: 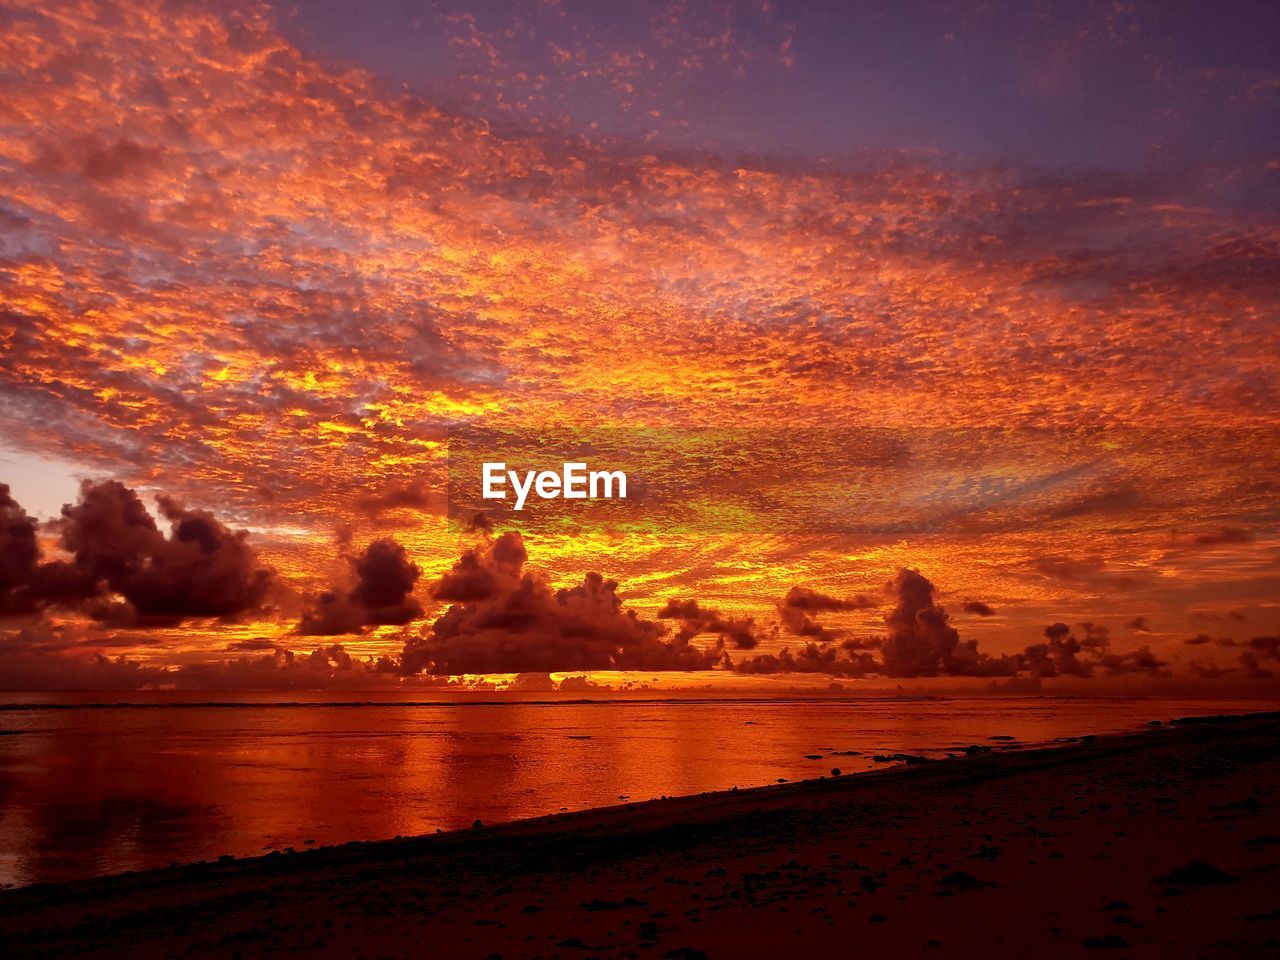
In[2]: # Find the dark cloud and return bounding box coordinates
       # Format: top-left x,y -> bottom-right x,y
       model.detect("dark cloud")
1191,527 -> 1254,547
0,483 -> 42,614
658,597 -> 759,650
881,569 -> 1015,678
298,538 -> 424,635
465,511 -> 493,534
774,586 -> 873,641
1206,635 -> 1280,680
735,568 -> 1017,678
1019,621 -> 1168,677
1048,484 -> 1141,519
65,484 -> 274,625
1125,615 -> 1152,632
226,638 -> 282,651
0,480 -> 274,625
963,600 -> 996,617
780,586 -> 873,612
1239,652 -> 1275,680
1095,645 -> 1170,677
354,480 -> 438,516
731,643 -> 879,677
1188,660 -> 1234,680
1192,609 -> 1247,622
506,671 -> 557,692
400,532 -> 718,675
432,532 -> 527,603
1017,623 -> 1094,678
558,674 -> 609,692
1018,621 -> 1124,678
735,572 -> 1182,682
1031,554 -> 1137,588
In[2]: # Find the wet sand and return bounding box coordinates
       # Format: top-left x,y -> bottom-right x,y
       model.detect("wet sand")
1,711 -> 1278,959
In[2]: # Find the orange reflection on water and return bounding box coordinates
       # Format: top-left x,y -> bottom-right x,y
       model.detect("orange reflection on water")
0,694 -> 1272,886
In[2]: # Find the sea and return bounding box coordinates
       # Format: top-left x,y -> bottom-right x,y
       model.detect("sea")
0,693 -> 1273,887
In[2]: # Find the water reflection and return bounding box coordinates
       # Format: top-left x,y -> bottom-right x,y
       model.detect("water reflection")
0,696 -> 1269,886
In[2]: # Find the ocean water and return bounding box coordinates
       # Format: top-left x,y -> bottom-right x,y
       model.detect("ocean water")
0,694 -> 1272,887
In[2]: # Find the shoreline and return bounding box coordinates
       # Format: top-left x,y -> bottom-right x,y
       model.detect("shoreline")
2,711 -> 1279,957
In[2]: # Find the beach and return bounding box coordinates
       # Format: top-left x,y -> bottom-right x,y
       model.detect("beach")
1,711 -> 1277,958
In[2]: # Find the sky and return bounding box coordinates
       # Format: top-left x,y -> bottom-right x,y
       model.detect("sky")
0,0 -> 1277,693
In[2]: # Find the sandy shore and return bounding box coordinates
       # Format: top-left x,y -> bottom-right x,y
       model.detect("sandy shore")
1,711 -> 1278,959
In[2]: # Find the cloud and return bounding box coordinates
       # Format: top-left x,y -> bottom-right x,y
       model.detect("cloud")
731,643 -> 879,677
0,0 -> 1271,688
505,671 -> 558,692
1030,555 -> 1136,587
1125,615 -> 1152,632
1192,609 -> 1247,622
1188,660 -> 1234,680
1017,623 -> 1095,678
432,532 -> 527,603
1018,621 -> 1169,677
399,532 -> 719,674
773,585 -> 873,640
881,569 -> 1016,678
1094,645 -> 1170,677
0,483 -> 43,614
963,600 -> 996,617
70,485 -> 275,625
733,571 -> 1184,682
298,538 -> 424,635
226,638 -> 282,651
780,586 -> 874,612
0,480 -> 274,625
1204,635 -> 1280,680
734,568 -> 1017,678
557,674 -> 609,692
1191,527 -> 1254,547
658,597 -> 759,649
354,481 -> 439,517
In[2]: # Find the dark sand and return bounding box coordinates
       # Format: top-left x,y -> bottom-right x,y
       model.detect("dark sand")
2,712 -> 1278,959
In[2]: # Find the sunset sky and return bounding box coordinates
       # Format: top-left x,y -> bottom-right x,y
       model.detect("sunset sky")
0,0 -> 1277,692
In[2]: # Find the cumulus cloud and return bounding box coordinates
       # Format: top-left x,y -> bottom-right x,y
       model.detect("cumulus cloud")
0,480 -> 274,625
732,643 -> 879,677
0,483 -> 44,614
400,532 -> 718,675
0,617 -> 387,691
881,569 -> 1016,678
298,538 -> 424,635
557,674 -> 610,692
773,585 -> 873,640
733,570 -> 1181,682
1094,645 -> 1171,678
506,671 -> 557,692
658,597 -> 759,649
1018,621 -> 1169,677
963,600 -> 996,616
733,568 -> 1015,678
1198,635 -> 1280,680
66,484 -> 275,625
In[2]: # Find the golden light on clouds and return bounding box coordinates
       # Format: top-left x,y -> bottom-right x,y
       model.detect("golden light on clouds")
0,0 -> 1277,691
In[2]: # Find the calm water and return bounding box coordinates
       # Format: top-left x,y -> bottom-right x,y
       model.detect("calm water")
0,694 -> 1272,887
